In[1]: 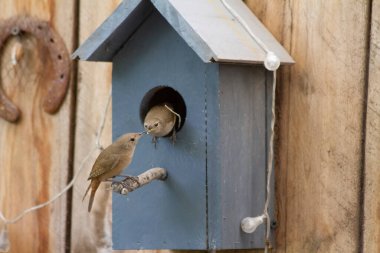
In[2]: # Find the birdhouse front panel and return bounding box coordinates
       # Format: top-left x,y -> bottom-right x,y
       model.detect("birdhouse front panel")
112,11 -> 214,250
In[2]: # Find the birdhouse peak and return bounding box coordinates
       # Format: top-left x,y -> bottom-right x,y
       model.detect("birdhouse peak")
73,0 -> 294,65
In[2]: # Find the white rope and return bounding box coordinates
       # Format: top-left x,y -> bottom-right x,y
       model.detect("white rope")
264,71 -> 276,253
164,104 -> 181,129
95,89 -> 112,150
0,90 -> 111,228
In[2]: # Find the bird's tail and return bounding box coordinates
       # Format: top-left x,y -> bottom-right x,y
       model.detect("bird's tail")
82,180 -> 101,212
88,180 -> 101,212
82,182 -> 92,202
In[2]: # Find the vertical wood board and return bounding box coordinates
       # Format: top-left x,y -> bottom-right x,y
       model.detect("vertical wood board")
0,0 -> 76,252
246,1 -> 370,252
363,0 -> 380,252
207,65 -> 271,249
70,1 -> 121,252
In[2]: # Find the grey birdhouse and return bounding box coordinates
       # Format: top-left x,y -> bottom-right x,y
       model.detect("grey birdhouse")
73,0 -> 293,250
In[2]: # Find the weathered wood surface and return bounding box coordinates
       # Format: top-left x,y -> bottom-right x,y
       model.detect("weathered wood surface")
363,0 -> 380,252
246,0 -> 371,252
0,0 -> 76,252
0,0 -> 377,252
69,1 -> 121,252
214,65 -> 268,248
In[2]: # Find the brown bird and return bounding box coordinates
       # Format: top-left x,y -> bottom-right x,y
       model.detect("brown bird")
144,103 -> 180,144
83,132 -> 143,212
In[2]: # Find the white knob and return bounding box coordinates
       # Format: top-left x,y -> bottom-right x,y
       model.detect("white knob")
264,51 -> 280,71
241,215 -> 266,233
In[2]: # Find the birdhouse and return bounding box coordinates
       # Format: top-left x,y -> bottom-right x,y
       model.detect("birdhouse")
73,0 -> 293,250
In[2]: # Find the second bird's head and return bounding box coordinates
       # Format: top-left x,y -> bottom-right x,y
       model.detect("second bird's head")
144,118 -> 161,135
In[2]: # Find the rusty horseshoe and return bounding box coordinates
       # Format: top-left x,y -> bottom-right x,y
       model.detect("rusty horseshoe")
0,16 -> 70,123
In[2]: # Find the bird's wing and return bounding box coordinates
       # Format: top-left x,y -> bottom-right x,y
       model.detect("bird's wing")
88,153 -> 120,179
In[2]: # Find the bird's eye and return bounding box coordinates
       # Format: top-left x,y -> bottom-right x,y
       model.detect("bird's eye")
144,124 -> 148,129
154,123 -> 159,127
130,138 -> 135,142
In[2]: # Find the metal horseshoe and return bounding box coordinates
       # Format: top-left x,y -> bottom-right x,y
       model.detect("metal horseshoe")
0,15 -> 70,123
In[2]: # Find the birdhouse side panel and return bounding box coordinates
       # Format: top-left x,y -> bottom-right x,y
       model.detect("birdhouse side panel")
111,11 -> 210,250
207,65 -> 269,249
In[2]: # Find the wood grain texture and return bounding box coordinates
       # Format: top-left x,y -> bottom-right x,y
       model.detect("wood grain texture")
363,0 -> 380,252
70,1 -> 120,252
246,0 -> 370,252
0,0 -> 76,252
213,65 -> 268,248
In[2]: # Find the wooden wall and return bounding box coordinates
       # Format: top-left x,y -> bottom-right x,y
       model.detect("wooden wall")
0,1 -> 76,252
0,0 -> 379,252
246,0 -> 378,252
363,0 -> 380,252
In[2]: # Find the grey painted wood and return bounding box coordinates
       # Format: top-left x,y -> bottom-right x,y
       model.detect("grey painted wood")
73,0 -> 294,64
72,0 -> 153,61
150,0 -> 214,63
207,65 -> 270,249
205,64 -> 221,248
157,0 -> 294,64
112,12 -> 209,250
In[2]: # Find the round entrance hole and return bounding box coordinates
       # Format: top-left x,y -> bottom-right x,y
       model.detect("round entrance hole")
139,86 -> 187,135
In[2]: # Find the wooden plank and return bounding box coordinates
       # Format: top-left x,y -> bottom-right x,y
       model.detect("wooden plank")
363,0 -> 380,252
209,65 -> 268,249
246,0 -> 370,252
69,0 -> 121,252
0,0 -> 76,252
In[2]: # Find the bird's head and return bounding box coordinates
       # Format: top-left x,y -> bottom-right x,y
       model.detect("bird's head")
144,118 -> 162,135
118,132 -> 144,148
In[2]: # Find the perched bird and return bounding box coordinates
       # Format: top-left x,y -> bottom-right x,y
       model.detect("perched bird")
144,103 -> 180,145
83,132 -> 144,212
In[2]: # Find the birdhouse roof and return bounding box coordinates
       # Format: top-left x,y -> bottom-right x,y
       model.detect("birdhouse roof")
72,0 -> 294,65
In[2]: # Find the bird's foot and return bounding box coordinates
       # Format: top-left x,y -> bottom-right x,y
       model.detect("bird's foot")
171,129 -> 176,144
152,136 -> 158,148
118,175 -> 140,186
106,178 -> 121,183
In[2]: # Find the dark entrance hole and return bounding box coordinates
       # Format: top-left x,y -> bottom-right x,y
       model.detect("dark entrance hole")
140,86 -> 187,135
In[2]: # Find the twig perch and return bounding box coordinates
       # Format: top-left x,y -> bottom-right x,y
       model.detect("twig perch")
112,167 -> 168,195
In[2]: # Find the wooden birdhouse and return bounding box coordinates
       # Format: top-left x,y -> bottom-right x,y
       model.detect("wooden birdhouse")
73,0 -> 293,250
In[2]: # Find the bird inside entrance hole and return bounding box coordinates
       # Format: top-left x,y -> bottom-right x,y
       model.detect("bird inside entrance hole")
144,103 -> 181,147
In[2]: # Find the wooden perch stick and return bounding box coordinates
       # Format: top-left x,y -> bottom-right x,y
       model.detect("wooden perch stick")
111,167 -> 168,195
